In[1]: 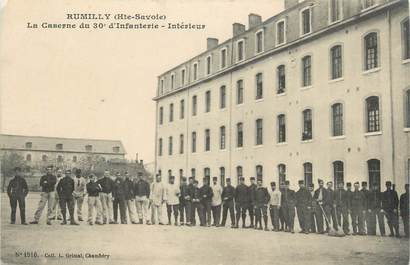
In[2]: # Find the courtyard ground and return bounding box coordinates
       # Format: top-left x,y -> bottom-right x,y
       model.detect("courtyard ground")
1,193 -> 409,265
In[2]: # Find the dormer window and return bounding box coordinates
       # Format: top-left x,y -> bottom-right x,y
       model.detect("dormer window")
25,142 -> 32,149
113,146 -> 120,153
56,143 -> 63,150
85,145 -> 93,152
300,7 -> 312,36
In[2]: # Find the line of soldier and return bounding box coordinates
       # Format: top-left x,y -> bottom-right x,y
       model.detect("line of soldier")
6,166 -> 409,238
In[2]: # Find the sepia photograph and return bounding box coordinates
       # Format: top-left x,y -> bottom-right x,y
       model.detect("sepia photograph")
0,0 -> 409,264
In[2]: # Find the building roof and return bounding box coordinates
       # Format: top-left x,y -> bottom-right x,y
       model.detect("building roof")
0,134 -> 126,155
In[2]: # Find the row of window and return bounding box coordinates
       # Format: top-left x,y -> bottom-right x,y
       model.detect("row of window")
25,154 -> 104,163
159,11 -> 409,95
158,92 -> 410,156
158,158 -> 388,190
159,23 -> 410,125
24,142 -> 121,153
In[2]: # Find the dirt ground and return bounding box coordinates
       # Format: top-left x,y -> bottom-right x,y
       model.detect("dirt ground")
1,193 -> 408,265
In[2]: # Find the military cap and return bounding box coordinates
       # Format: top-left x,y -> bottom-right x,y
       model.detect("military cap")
270,181 -> 276,186
354,181 -> 359,185
257,177 -> 263,182
75,168 -> 81,175
239,177 -> 245,181
318,179 -> 323,183
124,171 -> 129,175
212,177 -> 218,180
194,180 -> 199,184
89,173 -> 95,178
309,183 -> 314,188
14,167 -> 21,172
181,177 -> 187,181
188,177 -> 194,180
250,177 -> 255,181
298,180 -> 304,184
285,180 -> 290,185
361,181 -> 367,186
46,165 -> 53,169
116,172 -> 121,176
386,181 -> 392,186
65,169 -> 72,174
226,178 -> 231,182
346,182 -> 352,187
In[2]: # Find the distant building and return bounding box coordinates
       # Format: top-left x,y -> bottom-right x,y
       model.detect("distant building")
0,134 -> 126,169
154,0 -> 410,193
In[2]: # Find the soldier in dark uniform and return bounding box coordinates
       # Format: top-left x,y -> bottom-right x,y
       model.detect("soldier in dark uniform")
97,170 -> 115,224
325,181 -> 337,231
360,181 -> 370,234
86,174 -> 103,225
308,184 -> 317,233
351,182 -> 366,235
382,181 -> 400,237
7,167 -> 28,225
345,182 -> 353,234
199,178 -> 213,227
187,177 -> 195,226
191,180 -> 203,226
367,182 -> 385,236
295,180 -> 312,234
112,172 -> 127,224
281,180 -> 296,233
235,177 -> 248,228
179,177 -> 190,226
334,181 -> 349,234
400,184 -> 409,238
313,179 -> 326,234
56,169 -> 78,225
221,178 -> 235,228
254,178 -> 270,231
124,172 -> 137,224
30,165 -> 57,225
247,177 -> 257,228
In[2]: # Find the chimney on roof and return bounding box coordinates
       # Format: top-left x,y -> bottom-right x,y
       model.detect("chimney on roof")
233,23 -> 246,37
248,13 -> 262,29
207,38 -> 219,50
135,153 -> 139,163
139,159 -> 144,165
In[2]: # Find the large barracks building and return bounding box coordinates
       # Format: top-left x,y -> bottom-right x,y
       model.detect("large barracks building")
154,0 -> 410,192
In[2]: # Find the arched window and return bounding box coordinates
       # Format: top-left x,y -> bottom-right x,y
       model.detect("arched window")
204,167 -> 211,184
236,166 -> 243,185
302,109 -> 313,140
204,129 -> 211,151
405,89 -> 410,128
330,45 -> 342,79
191,131 -> 197,153
278,164 -> 286,184
237,122 -> 244,148
367,159 -> 381,191
168,136 -> 173,156
158,138 -> 163,156
331,103 -> 344,136
333,161 -> 344,188
236,80 -> 244,104
402,18 -> 410,60
302,56 -> 312,87
25,142 -> 32,149
256,165 -> 263,183
303,162 -> 313,186
191,168 -> 196,179
26,154 -> 31,162
256,119 -> 263,145
179,169 -> 184,184
277,114 -> 286,143
256,73 -> 263,100
179,134 -> 184,154
220,167 -> 225,187
220,86 -> 226,109
159,107 -> 164,125
169,103 -> 174,122
220,126 -> 226,150
366,96 -> 380,132
277,65 -> 286,94
364,32 -> 378,70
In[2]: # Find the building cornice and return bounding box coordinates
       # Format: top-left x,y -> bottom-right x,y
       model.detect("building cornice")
0,148 -> 125,156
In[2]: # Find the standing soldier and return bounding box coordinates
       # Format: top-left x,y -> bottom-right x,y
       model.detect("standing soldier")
361,181 -> 370,234
313,179 -> 326,234
247,177 -> 257,228
97,169 -> 115,224
124,172 -> 137,224
268,182 -> 281,231
279,182 -> 287,231
179,177 -> 190,226
73,169 -> 86,222
235,177 -> 249,228
281,180 -> 296,233
367,182 -> 385,236
113,172 -> 127,224
351,182 -> 366,235
308,184 -> 317,233
199,178 -> 213,227
325,181 -> 336,231
149,174 -> 167,225
7,167 -> 28,225
191,180 -> 203,226
400,184 -> 409,238
210,177 -> 222,227
30,165 -> 57,225
166,176 -> 180,226
254,178 -> 270,231
334,181 -> 349,235
86,174 -> 103,225
221,178 -> 235,228
49,168 -> 63,221
134,173 -> 150,224
186,177 -> 195,226
382,181 -> 400,237
56,169 -> 78,225
345,182 -> 353,233
295,180 -> 312,234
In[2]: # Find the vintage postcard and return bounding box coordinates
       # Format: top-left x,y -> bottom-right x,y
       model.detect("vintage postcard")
0,0 -> 409,264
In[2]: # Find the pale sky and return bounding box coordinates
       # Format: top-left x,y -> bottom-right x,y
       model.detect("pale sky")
0,0 -> 283,162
